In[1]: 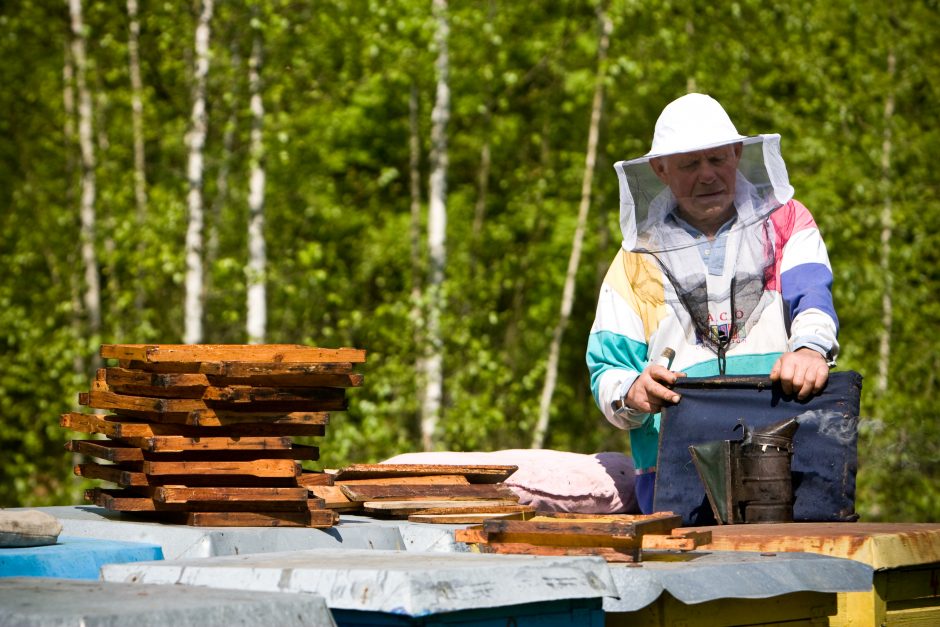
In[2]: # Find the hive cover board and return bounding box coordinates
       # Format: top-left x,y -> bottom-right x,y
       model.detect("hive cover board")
654,370 -> 862,526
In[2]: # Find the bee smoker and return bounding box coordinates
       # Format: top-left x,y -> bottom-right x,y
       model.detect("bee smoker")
689,417 -> 800,524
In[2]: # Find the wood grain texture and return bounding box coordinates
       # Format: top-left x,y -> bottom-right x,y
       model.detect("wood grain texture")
61,412 -> 328,437
82,388 -> 344,421
340,483 -> 518,502
101,344 -> 365,364
333,463 -> 517,484
682,522 -> 940,569
67,439 -> 319,462
362,499 -> 521,516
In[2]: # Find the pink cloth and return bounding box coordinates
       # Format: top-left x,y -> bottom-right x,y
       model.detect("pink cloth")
382,449 -> 639,514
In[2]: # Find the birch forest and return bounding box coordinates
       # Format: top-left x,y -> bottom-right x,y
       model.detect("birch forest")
2,0 -> 938,522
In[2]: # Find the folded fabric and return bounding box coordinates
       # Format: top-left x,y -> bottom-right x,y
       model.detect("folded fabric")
0,510 -> 63,548
382,449 -> 639,514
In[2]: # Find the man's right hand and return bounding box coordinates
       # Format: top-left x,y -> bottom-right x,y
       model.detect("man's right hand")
625,365 -> 686,414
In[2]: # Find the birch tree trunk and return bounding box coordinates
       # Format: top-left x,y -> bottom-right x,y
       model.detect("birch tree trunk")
208,40 -> 241,274
532,6 -> 612,449
68,0 -> 101,349
63,41 -> 87,379
127,0 -> 148,312
184,0 -> 214,344
421,0 -> 450,451
877,47 -> 896,396
408,81 -> 426,433
246,22 -> 267,345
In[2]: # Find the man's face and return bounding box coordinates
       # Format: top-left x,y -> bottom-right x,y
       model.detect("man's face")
651,143 -> 743,226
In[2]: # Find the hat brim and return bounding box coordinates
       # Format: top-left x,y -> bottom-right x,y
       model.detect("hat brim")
626,134 -> 762,166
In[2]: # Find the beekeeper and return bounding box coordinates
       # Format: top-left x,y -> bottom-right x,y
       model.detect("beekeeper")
587,93 -> 838,513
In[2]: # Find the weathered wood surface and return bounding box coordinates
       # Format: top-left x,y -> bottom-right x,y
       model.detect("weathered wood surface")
141,459 -> 301,478
86,488 -> 330,517
81,388 -> 344,421
76,462 -> 151,487
295,472 -> 335,488
482,514 -> 683,540
67,439 -> 319,462
103,367 -> 363,398
128,435 -> 294,452
641,530 -> 712,551
471,541 -> 640,562
153,486 -> 309,504
117,360 -> 358,378
406,503 -> 535,516
680,522 -> 940,569
362,499 -> 522,517
186,509 -> 339,528
407,511 -> 532,524
201,386 -> 349,404
455,512 -> 686,561
334,474 -> 469,487
333,463 -> 518,484
101,343 -> 366,364
308,485 -> 361,511
75,459 -> 302,486
62,412 -> 327,437
340,483 -> 518,502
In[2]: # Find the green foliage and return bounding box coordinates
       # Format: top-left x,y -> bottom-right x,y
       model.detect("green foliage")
1,0 -> 937,521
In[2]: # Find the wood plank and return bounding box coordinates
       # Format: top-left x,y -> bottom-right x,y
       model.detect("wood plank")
86,488 -> 325,513
110,409 -> 331,429
200,386 -> 349,404
62,412 -> 327,437
682,522 -> 940,570
104,367 -> 364,394
481,516 -> 681,539
308,486 -> 362,511
186,509 -> 338,528
83,387 -> 205,412
333,464 -> 518,484
120,361 -> 357,377
141,459 -> 300,478
101,344 -> 366,364
471,541 -> 640,562
340,484 -> 518,502
335,475 -> 469,487
476,515 -> 683,548
455,526 -> 639,561
296,472 -> 335,488
531,512 -> 678,523
153,486 -> 309,504
641,531 -> 712,551
82,389 -> 344,419
86,488 -> 183,511
361,499 -> 521,517
103,367 -> 209,398
455,527 -> 489,543
76,462 -> 150,486
67,439 -> 319,462
128,435 -> 294,452
210,373 -> 363,388
408,512 -> 533,524
407,503 -> 536,516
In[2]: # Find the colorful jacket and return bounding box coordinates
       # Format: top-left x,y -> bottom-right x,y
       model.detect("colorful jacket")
586,199 -> 839,472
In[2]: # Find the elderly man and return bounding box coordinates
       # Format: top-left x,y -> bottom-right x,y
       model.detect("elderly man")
587,94 -> 838,513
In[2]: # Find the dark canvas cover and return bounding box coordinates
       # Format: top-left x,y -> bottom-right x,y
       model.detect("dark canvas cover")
653,370 -> 862,526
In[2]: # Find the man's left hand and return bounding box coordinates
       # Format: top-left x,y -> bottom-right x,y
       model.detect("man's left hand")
770,348 -> 829,400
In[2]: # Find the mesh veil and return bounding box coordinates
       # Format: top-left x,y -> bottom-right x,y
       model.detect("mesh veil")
613,135 -> 793,371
